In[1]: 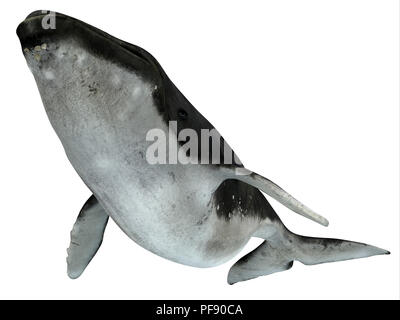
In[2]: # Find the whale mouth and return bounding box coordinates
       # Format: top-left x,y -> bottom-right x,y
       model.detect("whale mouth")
16,10 -> 160,79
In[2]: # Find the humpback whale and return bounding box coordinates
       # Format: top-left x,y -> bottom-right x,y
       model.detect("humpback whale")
16,10 -> 389,284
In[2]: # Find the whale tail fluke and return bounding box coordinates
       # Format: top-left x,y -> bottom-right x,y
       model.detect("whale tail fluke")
228,226 -> 389,284
285,232 -> 389,266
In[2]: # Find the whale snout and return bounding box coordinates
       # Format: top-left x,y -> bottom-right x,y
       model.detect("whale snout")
17,10 -> 58,51
17,10 -> 156,78
17,10 -> 66,74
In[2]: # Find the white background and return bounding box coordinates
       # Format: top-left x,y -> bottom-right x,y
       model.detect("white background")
0,0 -> 398,299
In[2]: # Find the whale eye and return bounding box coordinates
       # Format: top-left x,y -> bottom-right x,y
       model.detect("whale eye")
177,108 -> 188,120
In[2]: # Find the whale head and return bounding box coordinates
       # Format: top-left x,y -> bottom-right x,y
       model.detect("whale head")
17,11 -> 164,162
17,10 -> 241,168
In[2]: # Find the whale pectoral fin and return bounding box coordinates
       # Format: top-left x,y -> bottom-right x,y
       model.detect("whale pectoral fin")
222,167 -> 329,227
67,195 -> 109,279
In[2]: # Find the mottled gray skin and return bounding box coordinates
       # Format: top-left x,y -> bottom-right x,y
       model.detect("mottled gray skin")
17,11 -> 389,284
21,32 -> 261,268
